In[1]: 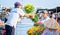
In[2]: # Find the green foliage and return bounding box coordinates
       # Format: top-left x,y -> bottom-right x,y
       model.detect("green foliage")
31,14 -> 38,23
24,4 -> 34,14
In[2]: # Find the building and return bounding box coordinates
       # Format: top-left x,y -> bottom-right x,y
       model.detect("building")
36,6 -> 60,14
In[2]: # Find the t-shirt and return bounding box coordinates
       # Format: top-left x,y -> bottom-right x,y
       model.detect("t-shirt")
6,8 -> 25,28
41,16 -> 50,23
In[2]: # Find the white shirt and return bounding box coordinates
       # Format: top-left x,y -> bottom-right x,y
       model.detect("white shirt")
6,8 -> 25,28
41,16 -> 50,23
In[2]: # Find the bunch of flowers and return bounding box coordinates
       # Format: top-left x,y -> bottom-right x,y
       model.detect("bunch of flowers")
31,14 -> 38,23
57,27 -> 60,32
27,23 -> 46,35
24,4 -> 38,23
24,4 -> 34,14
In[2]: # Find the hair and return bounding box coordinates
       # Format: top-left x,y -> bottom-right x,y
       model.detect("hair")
14,2 -> 21,8
50,12 -> 54,18
14,4 -> 18,8
42,11 -> 48,14
6,9 -> 11,12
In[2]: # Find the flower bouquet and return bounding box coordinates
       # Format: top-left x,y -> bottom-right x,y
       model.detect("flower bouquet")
24,4 -> 38,23
27,23 -> 46,35
24,4 -> 34,14
57,27 -> 60,32
27,26 -> 41,35
31,14 -> 38,23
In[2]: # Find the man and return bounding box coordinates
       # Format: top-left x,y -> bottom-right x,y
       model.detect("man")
5,2 -> 25,35
1,7 -> 8,23
41,11 -> 60,35
41,10 -> 50,23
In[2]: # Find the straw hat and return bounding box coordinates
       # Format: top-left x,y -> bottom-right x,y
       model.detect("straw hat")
43,18 -> 59,29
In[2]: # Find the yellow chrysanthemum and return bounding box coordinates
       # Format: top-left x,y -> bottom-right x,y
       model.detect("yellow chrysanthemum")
57,27 -> 60,32
33,26 -> 40,31
27,28 -> 33,33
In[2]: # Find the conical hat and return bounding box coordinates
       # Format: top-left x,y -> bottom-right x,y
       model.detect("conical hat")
43,18 -> 59,29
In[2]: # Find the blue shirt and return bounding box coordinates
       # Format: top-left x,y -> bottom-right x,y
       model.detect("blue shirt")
42,29 -> 59,35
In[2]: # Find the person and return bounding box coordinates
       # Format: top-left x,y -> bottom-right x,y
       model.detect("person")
41,11 -> 60,35
5,9 -> 10,22
57,12 -> 60,25
49,12 -> 55,18
0,13 -> 2,19
1,7 -> 10,23
0,13 -> 6,35
41,10 -> 50,23
5,2 -> 25,35
42,28 -> 59,35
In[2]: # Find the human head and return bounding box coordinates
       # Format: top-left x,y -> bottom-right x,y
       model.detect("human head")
0,13 -> 2,17
42,10 -> 48,18
14,2 -> 22,8
6,9 -> 11,14
58,12 -> 60,14
2,7 -> 7,12
50,11 -> 54,18
2,7 -> 10,13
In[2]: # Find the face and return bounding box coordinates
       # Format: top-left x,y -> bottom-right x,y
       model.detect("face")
3,8 -> 7,13
58,12 -> 60,14
17,5 -> 22,8
43,13 -> 48,18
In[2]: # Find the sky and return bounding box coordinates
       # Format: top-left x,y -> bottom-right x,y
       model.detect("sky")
0,0 -> 60,9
